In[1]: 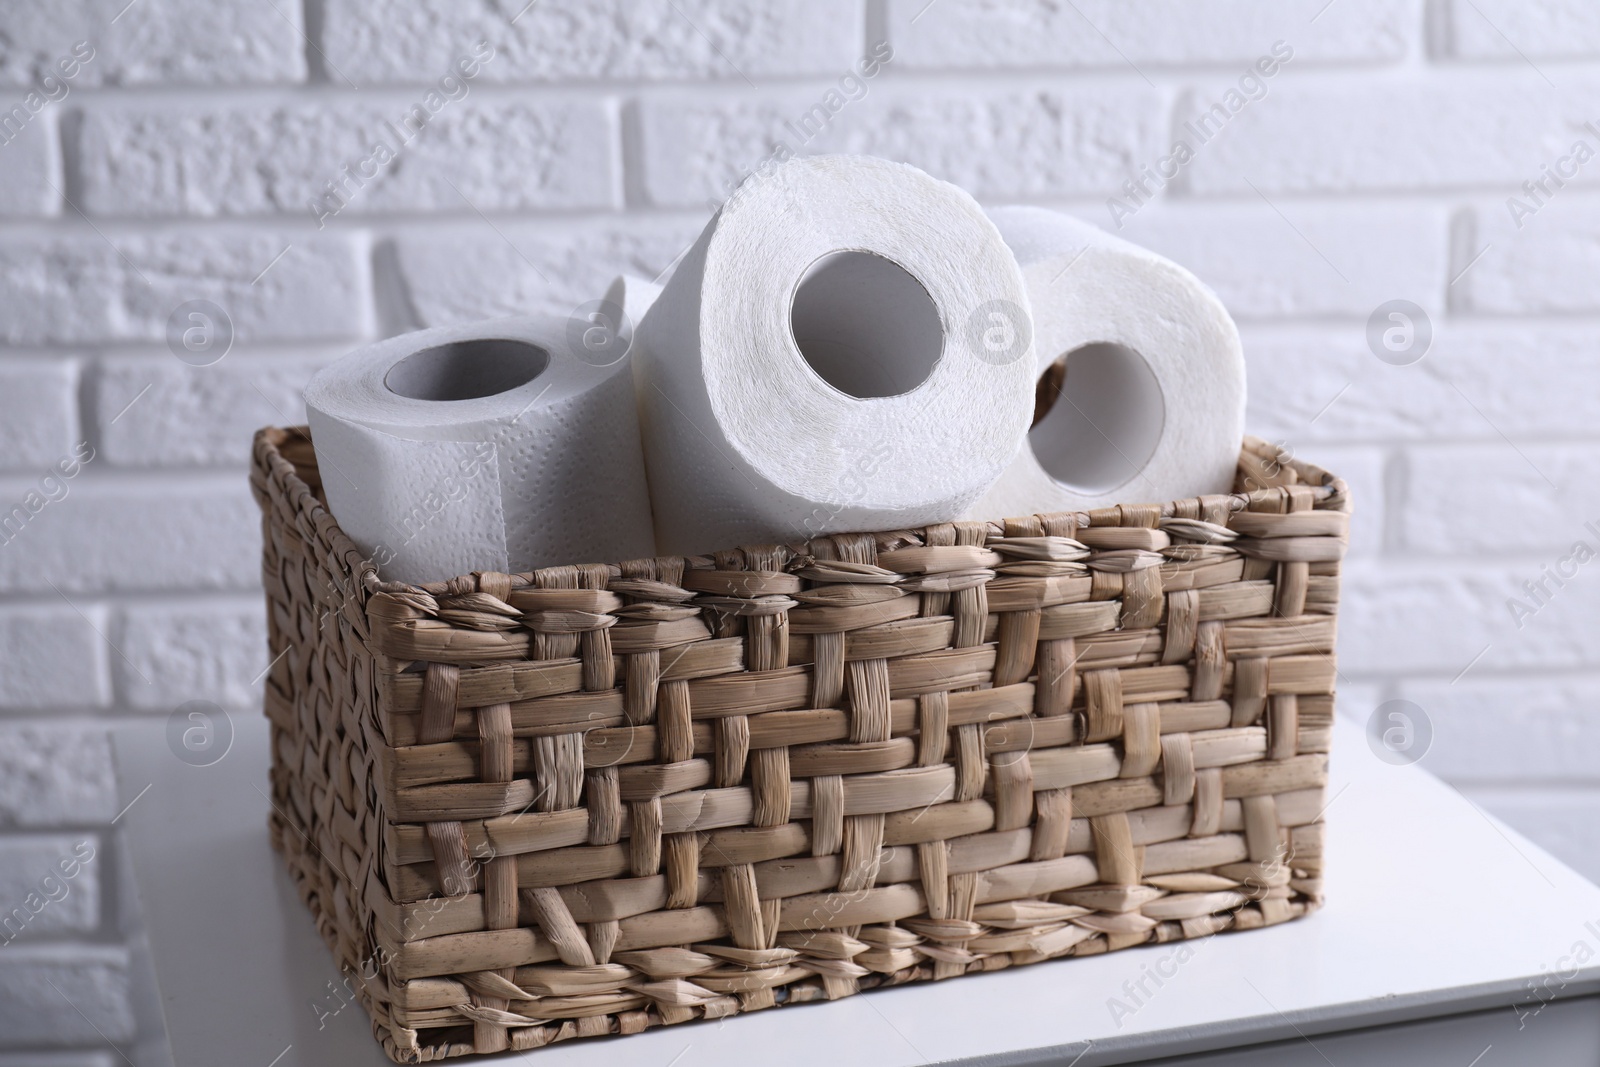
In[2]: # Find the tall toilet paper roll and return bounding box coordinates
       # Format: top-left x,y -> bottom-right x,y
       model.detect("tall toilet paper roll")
633,154 -> 1036,555
966,206 -> 1246,520
305,316 -> 656,586
604,274 -> 665,336
562,274 -> 665,371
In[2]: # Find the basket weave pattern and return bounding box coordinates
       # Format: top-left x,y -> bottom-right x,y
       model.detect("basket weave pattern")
251,427 -> 1345,1063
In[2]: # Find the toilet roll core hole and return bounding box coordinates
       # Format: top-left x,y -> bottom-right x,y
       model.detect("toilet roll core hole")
1029,342 -> 1165,495
789,250 -> 944,399
384,339 -> 550,402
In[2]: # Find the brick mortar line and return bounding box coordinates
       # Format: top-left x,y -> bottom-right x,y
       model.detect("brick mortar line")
20,50 -> 1600,101
0,60 -> 1473,104
10,192 -> 1600,232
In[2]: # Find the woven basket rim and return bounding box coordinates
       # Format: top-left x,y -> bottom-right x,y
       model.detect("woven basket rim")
252,425 -> 1348,603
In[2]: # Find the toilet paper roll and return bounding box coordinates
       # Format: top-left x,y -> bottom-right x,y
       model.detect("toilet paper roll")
305,316 -> 656,586
967,206 -> 1245,520
633,154 -> 1036,555
604,273 -> 665,345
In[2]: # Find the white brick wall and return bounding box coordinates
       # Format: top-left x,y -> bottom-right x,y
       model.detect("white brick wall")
321,1 -> 866,84
0,478 -> 259,594
884,0 -> 1414,67
1458,201 -> 1600,313
1179,73 -> 1600,194
0,360 -> 79,468
0,232 -> 371,344
0,1 -> 305,86
0,609 -> 110,710
0,836 -> 100,936
0,725 -> 117,827
0,122 -> 61,218
0,948 -> 133,1046
387,218 -> 705,325
1440,0 -> 1600,60
3,0 -> 1599,1057
1116,203 -> 1451,318
94,351 -> 334,466
635,82 -> 1170,204
77,97 -> 619,216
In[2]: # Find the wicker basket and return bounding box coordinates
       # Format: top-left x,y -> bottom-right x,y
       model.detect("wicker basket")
251,426 -> 1345,1063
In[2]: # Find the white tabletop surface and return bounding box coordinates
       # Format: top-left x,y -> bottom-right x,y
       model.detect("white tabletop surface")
114,714 -> 1600,1067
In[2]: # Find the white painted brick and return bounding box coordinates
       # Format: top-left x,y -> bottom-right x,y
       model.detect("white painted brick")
889,0 -> 1411,69
78,97 -> 615,218
0,1 -> 304,86
323,0 -> 864,84
1403,676 -> 1600,782
390,218 -> 705,327
1443,0 -> 1600,61
113,599 -> 266,711
0,835 -> 101,938
0,109 -> 59,217
94,352 -> 335,467
635,82 -> 1167,207
1181,73 -> 1600,195
1338,560 -> 1600,675
1285,443 -> 1385,557
1239,321 -> 1600,445
1456,200 -> 1600,315
0,724 -> 116,826
0,606 -> 110,710
0,359 -> 77,470
0,477 -> 258,594
0,947 -> 132,1045
1240,327 -> 1370,447
1404,444 -> 1600,553
0,231 -> 369,345
1114,203 -> 1449,319
1461,787 -> 1600,888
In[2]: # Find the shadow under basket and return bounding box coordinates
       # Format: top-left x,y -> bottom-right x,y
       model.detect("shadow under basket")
251,427 -> 1346,1063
